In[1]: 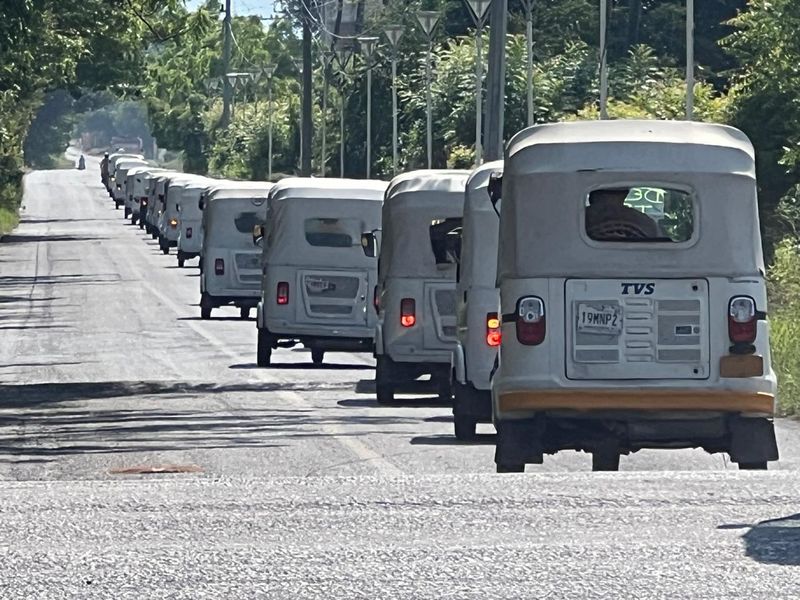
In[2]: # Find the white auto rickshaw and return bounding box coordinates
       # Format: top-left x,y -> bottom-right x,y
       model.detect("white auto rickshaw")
126,167 -> 165,225
491,120 -> 778,472
371,169 -> 471,404
146,173 -> 175,239
113,159 -> 148,210
451,160 -> 503,439
159,174 -> 209,255
176,179 -> 216,268
200,185 -> 272,319
107,153 -> 144,196
255,178 -> 387,367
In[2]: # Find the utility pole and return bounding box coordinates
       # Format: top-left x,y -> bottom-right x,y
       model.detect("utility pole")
221,0 -> 233,127
685,0 -> 694,120
301,18 -> 313,176
483,0 -> 507,161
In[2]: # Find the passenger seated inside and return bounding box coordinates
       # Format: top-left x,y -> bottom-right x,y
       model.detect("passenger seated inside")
586,188 -> 660,241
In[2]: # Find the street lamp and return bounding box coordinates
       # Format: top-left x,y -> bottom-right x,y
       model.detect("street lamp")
358,36 -> 379,179
334,47 -> 354,178
599,0 -> 608,119
263,64 -> 277,180
384,25 -> 404,175
416,10 -> 440,169
249,70 -> 262,118
686,0 -> 694,120
320,50 -> 334,177
465,0 -> 492,166
225,72 -> 248,121
293,58 -> 304,171
521,0 -> 535,126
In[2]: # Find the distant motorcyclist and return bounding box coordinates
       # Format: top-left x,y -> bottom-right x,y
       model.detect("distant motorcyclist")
77,155 -> 86,170
100,152 -> 109,187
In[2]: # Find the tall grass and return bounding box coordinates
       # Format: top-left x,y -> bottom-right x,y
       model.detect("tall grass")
0,178 -> 22,237
767,238 -> 800,416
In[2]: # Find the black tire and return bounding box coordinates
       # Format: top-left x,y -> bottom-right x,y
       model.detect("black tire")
375,356 -> 395,405
115,200 -> 121,209
311,349 -> 324,365
454,414 -> 477,441
139,221 -> 144,230
200,293 -> 213,320
496,463 -> 525,473
738,461 -> 768,470
178,256 -> 185,268
257,328 -> 273,367
131,215 -> 138,225
592,451 -> 620,472
124,207 -> 131,218
240,307 -> 250,320
160,239 -> 169,255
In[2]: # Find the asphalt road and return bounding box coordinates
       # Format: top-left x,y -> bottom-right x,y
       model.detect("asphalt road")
0,164 -> 798,597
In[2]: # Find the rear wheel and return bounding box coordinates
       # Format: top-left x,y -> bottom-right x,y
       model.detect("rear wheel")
496,463 -> 525,473
311,349 -> 324,365
454,414 -> 477,441
124,207 -> 131,218
592,451 -> 620,472
738,461 -> 768,470
240,307 -> 250,320
178,256 -> 185,268
375,356 -> 395,405
257,328 -> 273,367
139,221 -> 144,230
200,293 -> 213,320
115,200 -> 121,209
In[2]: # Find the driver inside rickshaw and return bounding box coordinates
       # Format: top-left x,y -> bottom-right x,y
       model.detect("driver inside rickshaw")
586,188 -> 659,241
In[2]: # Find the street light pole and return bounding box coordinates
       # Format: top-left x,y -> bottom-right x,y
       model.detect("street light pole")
263,64 -> 276,181
293,58 -> 304,173
417,11 -> 440,169
466,0 -> 492,166
358,37 -> 378,179
320,51 -> 334,177
384,25 -> 404,176
335,48 -> 353,178
686,0 -> 694,120
599,0 -> 608,119
250,70 -> 262,120
521,0 -> 535,126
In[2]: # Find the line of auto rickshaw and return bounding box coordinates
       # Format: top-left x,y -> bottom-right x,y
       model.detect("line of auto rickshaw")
101,117 -> 779,472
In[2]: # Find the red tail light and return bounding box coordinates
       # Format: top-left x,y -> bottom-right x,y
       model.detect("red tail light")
486,312 -> 502,347
140,196 -> 148,206
186,227 -> 193,239
400,298 -> 416,327
277,281 -> 289,305
516,296 -> 546,345
214,258 -> 224,275
373,286 -> 380,312
729,296 -> 757,346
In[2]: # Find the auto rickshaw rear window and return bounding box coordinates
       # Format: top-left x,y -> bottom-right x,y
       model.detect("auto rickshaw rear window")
234,212 -> 261,234
304,218 -> 363,248
585,187 -> 693,243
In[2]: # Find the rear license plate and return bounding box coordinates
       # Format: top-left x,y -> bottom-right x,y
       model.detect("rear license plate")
577,304 -> 622,335
306,277 -> 336,293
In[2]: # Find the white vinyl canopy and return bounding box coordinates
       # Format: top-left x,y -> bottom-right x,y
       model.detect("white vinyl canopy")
499,120 -> 763,281
265,177 -> 387,268
380,169 -> 471,281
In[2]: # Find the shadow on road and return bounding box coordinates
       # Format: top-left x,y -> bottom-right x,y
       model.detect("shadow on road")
729,514 -> 800,566
0,234 -> 106,244
410,434 -> 496,446
230,362 -> 374,371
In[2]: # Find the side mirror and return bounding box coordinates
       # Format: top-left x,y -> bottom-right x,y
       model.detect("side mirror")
429,218 -> 463,266
253,224 -> 264,247
361,231 -> 377,258
488,172 -> 503,210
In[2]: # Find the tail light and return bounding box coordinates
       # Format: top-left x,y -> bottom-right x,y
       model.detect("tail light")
214,258 -> 224,275
141,197 -> 148,207
277,281 -> 289,305
516,296 -> 546,345
400,298 -> 416,327
186,227 -> 193,238
373,285 -> 380,312
486,312 -> 502,347
169,218 -> 178,228
729,296 -> 757,349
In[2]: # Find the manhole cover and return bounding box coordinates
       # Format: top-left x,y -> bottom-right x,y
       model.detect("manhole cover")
109,464 -> 203,475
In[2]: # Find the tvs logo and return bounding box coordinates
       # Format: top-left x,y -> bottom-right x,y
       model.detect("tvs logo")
621,282 -> 655,295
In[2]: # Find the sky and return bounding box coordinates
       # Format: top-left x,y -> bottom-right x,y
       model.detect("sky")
184,0 -> 275,18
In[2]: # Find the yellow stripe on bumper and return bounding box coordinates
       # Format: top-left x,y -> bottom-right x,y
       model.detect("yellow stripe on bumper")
498,389 -> 775,415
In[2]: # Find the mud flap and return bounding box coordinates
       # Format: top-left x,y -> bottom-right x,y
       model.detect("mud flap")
495,417 -> 545,466
728,417 -> 779,464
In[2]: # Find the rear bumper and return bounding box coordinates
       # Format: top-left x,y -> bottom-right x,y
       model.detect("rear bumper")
205,294 -> 259,308
497,389 -> 775,417
265,319 -> 374,342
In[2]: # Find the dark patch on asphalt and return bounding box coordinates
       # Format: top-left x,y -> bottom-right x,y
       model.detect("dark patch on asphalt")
410,434 -> 496,446
110,464 -> 203,475
740,513 -> 800,566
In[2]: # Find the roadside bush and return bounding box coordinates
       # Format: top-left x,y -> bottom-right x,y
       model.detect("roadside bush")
766,237 -> 800,415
